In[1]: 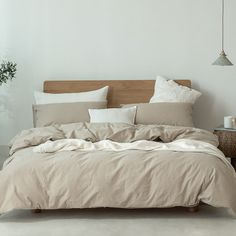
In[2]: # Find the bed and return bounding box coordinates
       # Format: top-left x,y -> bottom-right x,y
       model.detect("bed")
0,80 -> 236,216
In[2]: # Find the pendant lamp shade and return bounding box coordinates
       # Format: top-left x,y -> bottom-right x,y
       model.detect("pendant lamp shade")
212,51 -> 233,66
212,0 -> 233,66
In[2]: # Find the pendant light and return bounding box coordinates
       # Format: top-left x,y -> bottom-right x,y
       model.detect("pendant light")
212,0 -> 233,66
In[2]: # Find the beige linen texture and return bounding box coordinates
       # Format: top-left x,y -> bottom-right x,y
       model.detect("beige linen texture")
0,123 -> 235,215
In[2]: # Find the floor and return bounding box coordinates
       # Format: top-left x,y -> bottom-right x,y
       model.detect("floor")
0,205 -> 235,236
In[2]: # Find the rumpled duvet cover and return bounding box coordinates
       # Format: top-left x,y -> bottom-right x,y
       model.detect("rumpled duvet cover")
0,123 -> 236,215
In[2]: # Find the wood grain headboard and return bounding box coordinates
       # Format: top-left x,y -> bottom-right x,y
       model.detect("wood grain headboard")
44,80 -> 191,108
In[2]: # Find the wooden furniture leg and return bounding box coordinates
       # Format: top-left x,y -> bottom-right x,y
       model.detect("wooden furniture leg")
187,206 -> 199,213
32,209 -> 42,214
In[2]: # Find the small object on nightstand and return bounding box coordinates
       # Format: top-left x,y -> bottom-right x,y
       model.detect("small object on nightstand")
224,116 -> 236,129
214,126 -> 236,170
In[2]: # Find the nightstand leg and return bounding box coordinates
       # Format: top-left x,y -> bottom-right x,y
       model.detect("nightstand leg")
231,159 -> 236,171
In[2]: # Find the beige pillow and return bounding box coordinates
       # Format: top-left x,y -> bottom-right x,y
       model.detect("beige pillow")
33,101 -> 107,127
122,103 -> 194,127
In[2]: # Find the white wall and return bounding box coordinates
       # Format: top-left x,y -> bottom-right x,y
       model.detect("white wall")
0,0 -> 236,145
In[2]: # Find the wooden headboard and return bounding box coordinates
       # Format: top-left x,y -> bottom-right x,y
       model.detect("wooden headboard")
44,80 -> 191,108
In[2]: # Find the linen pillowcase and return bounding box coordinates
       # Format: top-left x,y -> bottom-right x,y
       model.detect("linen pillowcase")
34,86 -> 109,104
150,76 -> 201,104
89,107 -> 137,125
122,103 -> 194,127
33,101 -> 107,127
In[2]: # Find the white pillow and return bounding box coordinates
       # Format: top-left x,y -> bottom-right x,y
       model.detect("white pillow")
150,76 -> 201,104
34,86 -> 109,105
89,107 -> 137,124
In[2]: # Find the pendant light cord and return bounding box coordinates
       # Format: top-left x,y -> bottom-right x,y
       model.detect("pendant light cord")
222,0 -> 224,51
212,0 -> 233,65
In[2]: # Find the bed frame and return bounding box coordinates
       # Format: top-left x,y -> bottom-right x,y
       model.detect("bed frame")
44,80 -> 191,107
39,79 -> 198,214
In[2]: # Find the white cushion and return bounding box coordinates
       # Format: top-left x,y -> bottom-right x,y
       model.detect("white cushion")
89,107 -> 137,124
150,76 -> 201,104
34,86 -> 109,105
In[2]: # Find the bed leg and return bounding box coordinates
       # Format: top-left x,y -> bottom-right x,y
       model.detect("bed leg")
32,209 -> 42,214
187,206 -> 199,213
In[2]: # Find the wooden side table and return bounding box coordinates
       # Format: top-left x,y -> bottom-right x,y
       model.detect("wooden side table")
214,127 -> 236,170
0,145 -> 9,170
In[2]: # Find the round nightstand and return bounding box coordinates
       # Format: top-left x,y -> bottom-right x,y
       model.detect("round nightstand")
0,145 -> 9,170
214,127 -> 236,170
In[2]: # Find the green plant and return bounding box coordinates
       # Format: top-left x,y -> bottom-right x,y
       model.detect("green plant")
0,61 -> 17,86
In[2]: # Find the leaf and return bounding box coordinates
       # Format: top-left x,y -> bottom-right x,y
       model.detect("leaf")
0,61 -> 17,85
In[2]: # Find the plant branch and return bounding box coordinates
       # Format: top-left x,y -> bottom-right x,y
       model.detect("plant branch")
0,61 -> 17,86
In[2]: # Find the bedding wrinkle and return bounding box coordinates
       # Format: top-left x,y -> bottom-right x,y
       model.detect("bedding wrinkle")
1,123 -> 236,215
32,138 -> 230,171
176,161 -> 204,204
135,156 -> 163,204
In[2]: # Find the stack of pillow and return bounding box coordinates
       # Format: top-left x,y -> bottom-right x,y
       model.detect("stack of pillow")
33,76 -> 201,128
33,86 -> 109,127
121,76 -> 201,127
89,76 -> 201,127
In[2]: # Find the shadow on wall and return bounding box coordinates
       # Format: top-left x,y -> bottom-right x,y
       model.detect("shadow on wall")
193,84 -> 227,131
0,83 -> 17,144
0,84 -> 15,119
0,60 -> 42,144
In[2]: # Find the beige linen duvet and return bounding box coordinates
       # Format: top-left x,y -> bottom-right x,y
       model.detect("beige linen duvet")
0,123 -> 236,215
